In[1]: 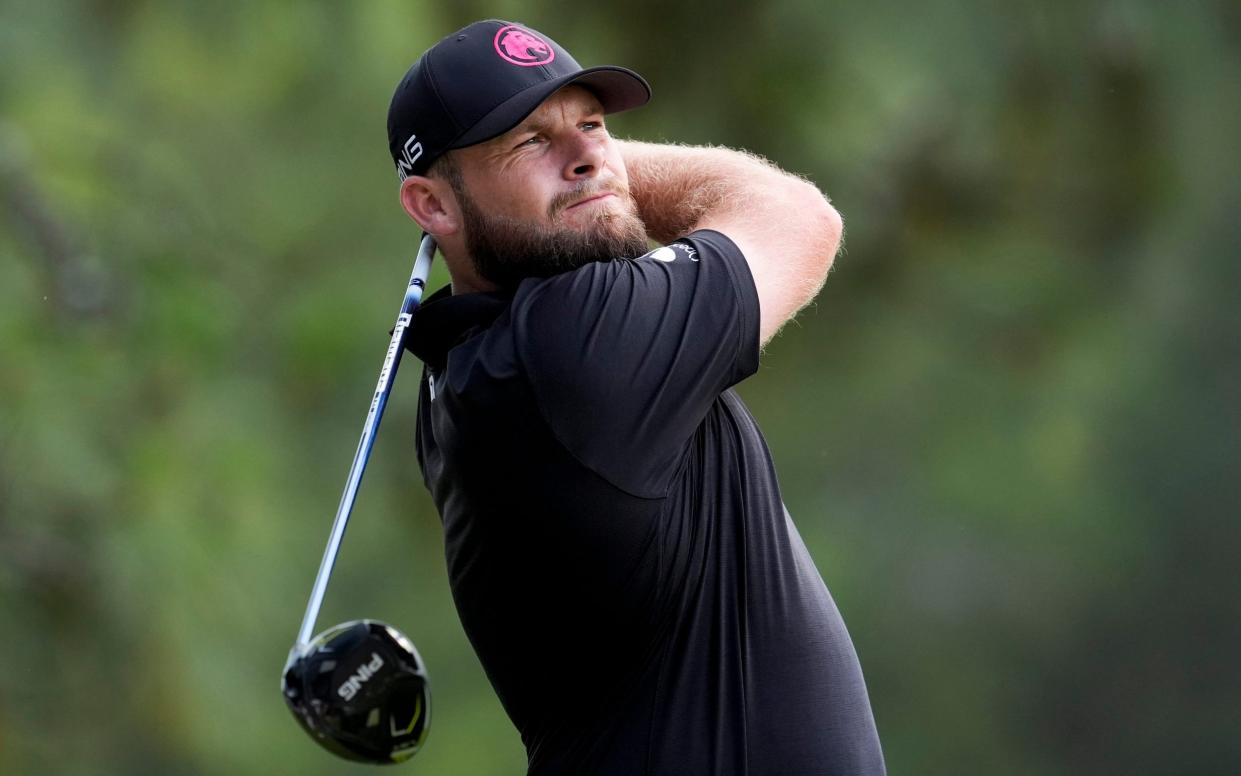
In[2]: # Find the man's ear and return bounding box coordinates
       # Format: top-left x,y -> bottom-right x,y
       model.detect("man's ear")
399,174 -> 461,236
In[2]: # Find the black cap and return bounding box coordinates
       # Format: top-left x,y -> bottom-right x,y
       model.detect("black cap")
387,20 -> 650,181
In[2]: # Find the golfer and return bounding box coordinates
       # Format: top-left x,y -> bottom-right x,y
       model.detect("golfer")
390,19 -> 885,775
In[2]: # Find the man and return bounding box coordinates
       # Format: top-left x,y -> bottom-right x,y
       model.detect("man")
389,19 -> 885,776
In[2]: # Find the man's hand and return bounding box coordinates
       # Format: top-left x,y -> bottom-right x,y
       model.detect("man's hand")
619,140 -> 842,345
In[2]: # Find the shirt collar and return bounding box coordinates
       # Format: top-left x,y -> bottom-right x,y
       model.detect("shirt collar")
406,285 -> 514,367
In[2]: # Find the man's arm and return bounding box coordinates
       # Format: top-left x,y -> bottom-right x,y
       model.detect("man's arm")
619,140 -> 843,345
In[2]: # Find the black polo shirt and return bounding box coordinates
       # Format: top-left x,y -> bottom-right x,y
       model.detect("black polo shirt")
409,229 -> 885,775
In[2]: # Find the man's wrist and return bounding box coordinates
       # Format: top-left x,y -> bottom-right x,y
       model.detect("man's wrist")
620,140 -> 730,243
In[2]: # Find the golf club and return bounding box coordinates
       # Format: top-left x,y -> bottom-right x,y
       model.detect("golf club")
281,234 -> 436,764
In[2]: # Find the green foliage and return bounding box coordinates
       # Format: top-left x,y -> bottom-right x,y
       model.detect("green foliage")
2,2 -> 1238,774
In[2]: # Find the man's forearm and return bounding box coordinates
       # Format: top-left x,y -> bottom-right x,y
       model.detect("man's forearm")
619,140 -> 789,244
620,139 -> 840,344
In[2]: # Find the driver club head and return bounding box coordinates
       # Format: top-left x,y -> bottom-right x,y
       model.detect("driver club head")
282,619 -> 431,764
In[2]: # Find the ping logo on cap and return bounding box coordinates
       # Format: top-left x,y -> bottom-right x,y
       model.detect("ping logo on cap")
493,25 -> 555,67
395,134 -> 423,181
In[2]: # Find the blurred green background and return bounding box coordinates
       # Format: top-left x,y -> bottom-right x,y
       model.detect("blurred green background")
2,1 -> 1239,774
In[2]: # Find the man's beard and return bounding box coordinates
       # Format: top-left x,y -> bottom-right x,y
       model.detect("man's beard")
456,180 -> 651,290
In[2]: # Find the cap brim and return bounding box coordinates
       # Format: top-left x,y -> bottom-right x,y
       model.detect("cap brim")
449,66 -> 651,150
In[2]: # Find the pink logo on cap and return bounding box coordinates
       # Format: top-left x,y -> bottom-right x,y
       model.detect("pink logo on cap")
494,25 -> 555,67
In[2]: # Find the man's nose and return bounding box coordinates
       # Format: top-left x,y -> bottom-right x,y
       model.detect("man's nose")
562,133 -> 604,181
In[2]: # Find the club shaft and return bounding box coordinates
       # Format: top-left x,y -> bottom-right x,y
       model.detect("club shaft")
296,234 -> 437,648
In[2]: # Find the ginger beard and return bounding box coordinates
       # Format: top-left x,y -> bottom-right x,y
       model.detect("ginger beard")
452,177 -> 651,290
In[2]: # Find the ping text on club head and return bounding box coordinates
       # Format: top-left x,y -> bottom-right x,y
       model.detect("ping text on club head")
337,652 -> 385,701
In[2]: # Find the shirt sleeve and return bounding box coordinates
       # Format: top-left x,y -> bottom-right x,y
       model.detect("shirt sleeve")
510,229 -> 761,498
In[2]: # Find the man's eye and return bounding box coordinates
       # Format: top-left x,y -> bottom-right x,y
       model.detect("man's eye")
516,136 -> 541,149
581,121 -> 603,131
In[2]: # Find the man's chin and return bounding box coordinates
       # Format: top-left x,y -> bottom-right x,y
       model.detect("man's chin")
465,210 -> 651,289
